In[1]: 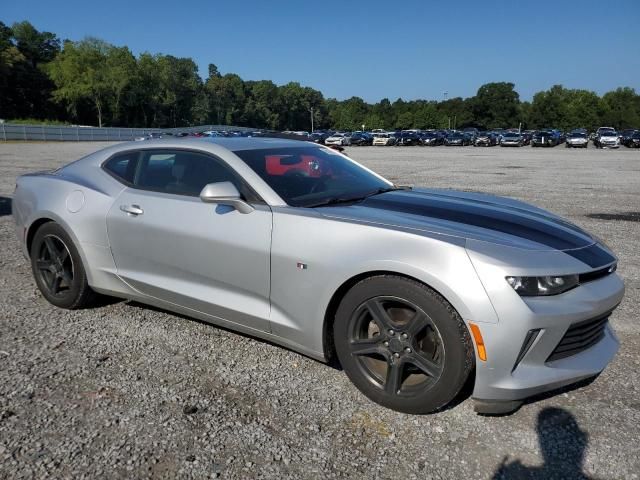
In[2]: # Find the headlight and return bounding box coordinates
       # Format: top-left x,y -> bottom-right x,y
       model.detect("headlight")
506,275 -> 579,296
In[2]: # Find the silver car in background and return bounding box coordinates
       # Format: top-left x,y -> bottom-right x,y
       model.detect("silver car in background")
500,132 -> 525,147
566,132 -> 589,148
12,138 -> 624,414
594,128 -> 620,148
324,133 -> 351,146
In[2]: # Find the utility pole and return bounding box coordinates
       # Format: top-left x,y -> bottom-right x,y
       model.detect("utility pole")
310,107 -> 314,133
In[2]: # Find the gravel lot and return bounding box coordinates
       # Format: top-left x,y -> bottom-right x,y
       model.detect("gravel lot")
0,142 -> 639,479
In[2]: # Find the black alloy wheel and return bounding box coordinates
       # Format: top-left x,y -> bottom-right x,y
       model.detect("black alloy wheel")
30,222 -> 97,309
334,276 -> 473,413
346,296 -> 445,396
35,234 -> 74,297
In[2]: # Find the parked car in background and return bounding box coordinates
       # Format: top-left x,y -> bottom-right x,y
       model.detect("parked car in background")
325,133 -> 352,146
551,129 -> 566,144
420,131 -> 444,146
310,132 -> 330,145
620,129 -> 638,146
444,132 -> 470,146
531,130 -> 558,147
491,129 -> 505,144
596,127 -> 617,137
520,132 -> 532,145
373,132 -> 396,146
500,132 -> 525,147
462,127 -> 479,142
134,132 -> 164,141
474,132 -> 497,146
565,132 -> 589,148
396,131 -> 421,146
594,129 -> 620,148
350,132 -> 374,146
624,131 -> 640,148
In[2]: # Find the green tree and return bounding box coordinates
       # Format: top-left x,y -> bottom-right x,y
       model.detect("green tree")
105,46 -> 136,125
471,82 -> 520,129
0,21 -> 60,120
528,85 -> 569,129
438,97 -> 473,129
601,87 -> 640,130
206,73 -> 247,126
244,80 -> 281,129
11,21 -> 59,67
134,53 -> 163,127
413,101 -> 442,129
563,89 -> 605,131
46,38 -> 112,126
155,55 -> 202,127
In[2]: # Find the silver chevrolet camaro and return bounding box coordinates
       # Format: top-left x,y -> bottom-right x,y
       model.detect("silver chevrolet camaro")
12,138 -> 624,414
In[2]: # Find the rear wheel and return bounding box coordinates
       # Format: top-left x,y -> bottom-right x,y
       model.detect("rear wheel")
334,276 -> 474,413
30,222 -> 97,309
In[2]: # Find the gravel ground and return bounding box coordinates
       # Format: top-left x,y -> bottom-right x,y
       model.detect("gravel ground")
0,142 -> 639,479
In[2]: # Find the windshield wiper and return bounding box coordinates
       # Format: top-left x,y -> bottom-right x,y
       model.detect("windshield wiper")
306,185 -> 411,208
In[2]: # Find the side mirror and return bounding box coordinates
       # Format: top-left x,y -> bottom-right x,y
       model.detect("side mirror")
199,181 -> 254,214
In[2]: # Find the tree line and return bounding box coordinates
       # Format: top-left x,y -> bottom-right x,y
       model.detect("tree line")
2,20 -> 640,131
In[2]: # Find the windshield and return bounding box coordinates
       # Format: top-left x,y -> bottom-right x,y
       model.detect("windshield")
504,133 -> 519,138
570,133 -> 587,138
234,146 -> 392,207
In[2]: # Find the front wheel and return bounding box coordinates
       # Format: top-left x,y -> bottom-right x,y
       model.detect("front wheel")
30,222 -> 97,309
334,276 -> 474,413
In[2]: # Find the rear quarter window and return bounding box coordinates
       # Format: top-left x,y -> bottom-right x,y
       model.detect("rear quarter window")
103,152 -> 139,184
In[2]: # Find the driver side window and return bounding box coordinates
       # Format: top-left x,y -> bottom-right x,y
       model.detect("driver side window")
133,150 -> 246,198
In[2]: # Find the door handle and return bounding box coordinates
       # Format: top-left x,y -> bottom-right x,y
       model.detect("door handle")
120,204 -> 144,216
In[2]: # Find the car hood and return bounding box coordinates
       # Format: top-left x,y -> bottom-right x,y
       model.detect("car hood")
315,188 -> 609,256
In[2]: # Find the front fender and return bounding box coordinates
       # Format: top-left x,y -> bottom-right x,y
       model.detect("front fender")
268,210 -> 498,358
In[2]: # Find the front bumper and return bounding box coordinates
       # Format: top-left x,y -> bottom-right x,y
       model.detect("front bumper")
465,245 -> 624,406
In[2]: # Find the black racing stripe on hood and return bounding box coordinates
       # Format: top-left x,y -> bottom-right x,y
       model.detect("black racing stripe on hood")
362,192 -> 592,251
564,243 -> 616,268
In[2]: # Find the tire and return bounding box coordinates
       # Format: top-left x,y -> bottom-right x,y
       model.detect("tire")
333,275 -> 474,414
30,222 -> 97,309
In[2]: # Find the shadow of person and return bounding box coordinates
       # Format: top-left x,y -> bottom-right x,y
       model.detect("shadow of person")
492,407 -> 599,480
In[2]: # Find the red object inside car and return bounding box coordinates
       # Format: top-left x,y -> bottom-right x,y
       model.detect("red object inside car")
265,155 -> 329,177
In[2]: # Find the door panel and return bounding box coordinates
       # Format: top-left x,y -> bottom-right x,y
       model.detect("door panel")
106,188 -> 272,332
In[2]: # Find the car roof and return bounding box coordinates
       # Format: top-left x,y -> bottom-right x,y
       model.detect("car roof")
121,136 -> 316,153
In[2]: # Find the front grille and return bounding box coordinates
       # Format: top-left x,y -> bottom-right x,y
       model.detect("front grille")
547,313 -> 610,362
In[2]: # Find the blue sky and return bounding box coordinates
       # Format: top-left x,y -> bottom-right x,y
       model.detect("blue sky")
4,0 -> 639,102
